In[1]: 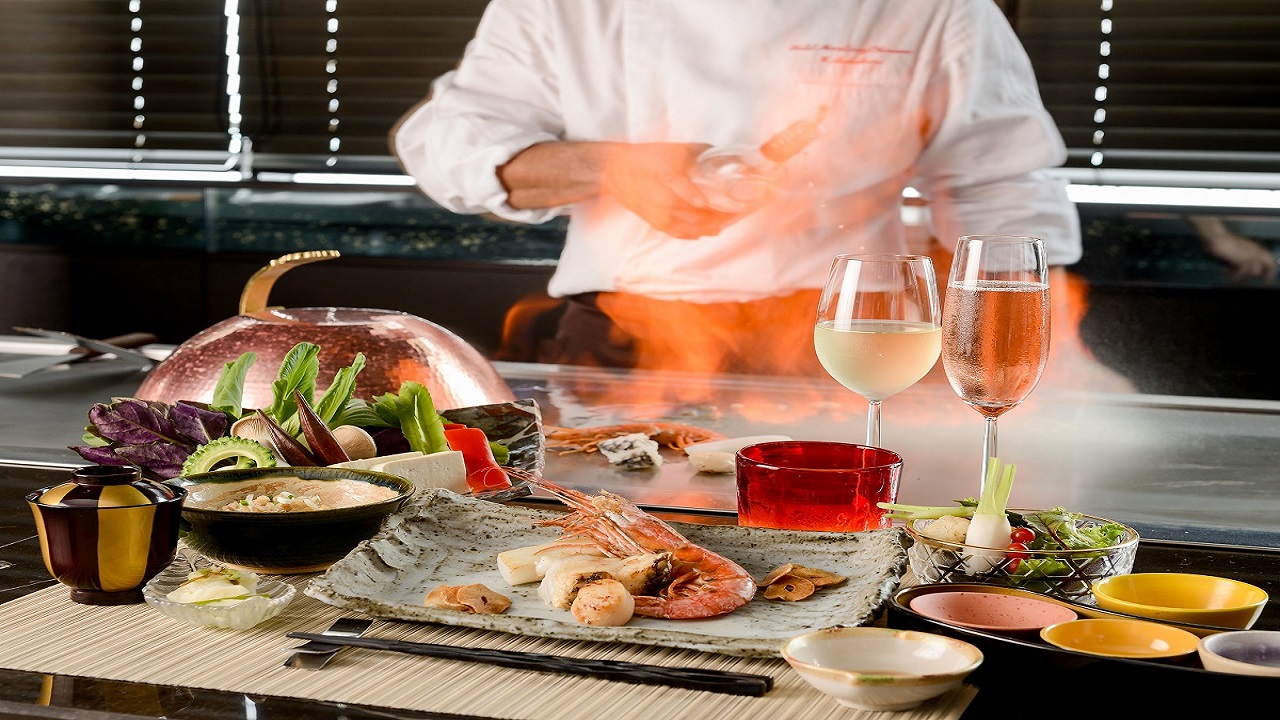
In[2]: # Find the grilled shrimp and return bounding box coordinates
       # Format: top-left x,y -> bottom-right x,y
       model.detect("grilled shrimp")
521,473 -> 755,619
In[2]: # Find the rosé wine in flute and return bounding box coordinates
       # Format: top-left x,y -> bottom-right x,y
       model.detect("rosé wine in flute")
941,235 -> 1050,497
815,254 -> 941,448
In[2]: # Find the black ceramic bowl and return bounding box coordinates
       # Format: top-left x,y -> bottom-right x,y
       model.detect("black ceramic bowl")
168,466 -> 414,574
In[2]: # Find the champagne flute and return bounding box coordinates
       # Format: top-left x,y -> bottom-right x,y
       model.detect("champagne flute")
941,235 -> 1051,495
815,254 -> 942,447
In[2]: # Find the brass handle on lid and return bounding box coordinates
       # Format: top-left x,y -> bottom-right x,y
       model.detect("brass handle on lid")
238,250 -> 341,315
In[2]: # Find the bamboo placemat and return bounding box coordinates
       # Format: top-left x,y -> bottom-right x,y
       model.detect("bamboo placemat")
0,575 -> 975,720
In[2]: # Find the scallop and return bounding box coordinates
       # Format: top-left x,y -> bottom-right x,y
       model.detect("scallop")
570,579 -> 635,626
330,425 -> 378,461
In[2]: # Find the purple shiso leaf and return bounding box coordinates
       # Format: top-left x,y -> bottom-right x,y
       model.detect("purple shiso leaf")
115,443 -> 191,481
87,398 -> 188,446
170,401 -> 229,446
69,445 -> 133,467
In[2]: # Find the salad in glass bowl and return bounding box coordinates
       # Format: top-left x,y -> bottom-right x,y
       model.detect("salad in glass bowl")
882,460 -> 1139,601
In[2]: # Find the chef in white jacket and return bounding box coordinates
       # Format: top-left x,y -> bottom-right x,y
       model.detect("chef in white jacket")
393,0 -> 1083,375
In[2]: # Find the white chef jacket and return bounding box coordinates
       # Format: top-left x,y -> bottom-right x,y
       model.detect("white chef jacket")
394,0 -> 1082,303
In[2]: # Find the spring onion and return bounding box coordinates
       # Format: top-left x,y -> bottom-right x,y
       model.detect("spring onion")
962,458 -> 1017,573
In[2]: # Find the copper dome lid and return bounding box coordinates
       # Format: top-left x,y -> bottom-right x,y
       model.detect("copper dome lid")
135,251 -> 515,410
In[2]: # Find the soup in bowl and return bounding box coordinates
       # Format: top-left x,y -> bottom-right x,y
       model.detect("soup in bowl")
170,466 -> 414,574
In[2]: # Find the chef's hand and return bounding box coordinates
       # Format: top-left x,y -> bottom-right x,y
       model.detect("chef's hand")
1189,215 -> 1278,282
599,143 -> 740,239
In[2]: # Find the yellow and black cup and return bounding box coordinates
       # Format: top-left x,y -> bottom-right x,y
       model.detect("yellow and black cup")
27,465 -> 186,605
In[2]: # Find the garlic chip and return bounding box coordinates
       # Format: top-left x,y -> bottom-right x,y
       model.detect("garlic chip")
763,576 -> 816,601
424,585 -> 469,611
425,583 -> 512,614
456,583 -> 512,614
759,563 -> 847,601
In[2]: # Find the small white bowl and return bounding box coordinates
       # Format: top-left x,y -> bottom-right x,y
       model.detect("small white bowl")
143,556 -> 295,630
1198,630 -> 1280,676
781,627 -> 983,712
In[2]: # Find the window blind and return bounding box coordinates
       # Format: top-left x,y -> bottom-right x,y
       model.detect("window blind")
0,0 -> 230,166
237,0 -> 488,173
1,1 -> 1277,178
0,0 -> 486,174
1010,0 -> 1280,174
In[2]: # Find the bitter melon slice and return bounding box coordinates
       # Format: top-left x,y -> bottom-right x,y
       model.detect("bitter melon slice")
181,436 -> 278,476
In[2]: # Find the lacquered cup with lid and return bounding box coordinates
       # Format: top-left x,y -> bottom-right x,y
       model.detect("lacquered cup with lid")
27,465 -> 187,605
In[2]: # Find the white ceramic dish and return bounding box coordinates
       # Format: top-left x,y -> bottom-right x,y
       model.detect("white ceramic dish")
143,553 -> 296,630
782,627 -> 982,711
305,488 -> 910,657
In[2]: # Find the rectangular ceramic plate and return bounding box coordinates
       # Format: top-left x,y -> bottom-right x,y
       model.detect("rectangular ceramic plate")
305,489 -> 909,657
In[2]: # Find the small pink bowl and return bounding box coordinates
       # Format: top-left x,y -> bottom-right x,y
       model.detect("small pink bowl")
909,590 -> 1078,634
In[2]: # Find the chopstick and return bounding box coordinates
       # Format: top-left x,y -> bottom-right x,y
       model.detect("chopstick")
284,632 -> 774,696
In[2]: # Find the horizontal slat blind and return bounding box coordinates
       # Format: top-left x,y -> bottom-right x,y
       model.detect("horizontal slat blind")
0,0 -> 229,159
238,0 -> 487,171
0,0 -> 485,173
1012,0 -> 1280,173
1,1 -> 1277,177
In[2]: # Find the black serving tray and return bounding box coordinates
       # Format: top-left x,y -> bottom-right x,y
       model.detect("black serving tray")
886,538 -> 1280,718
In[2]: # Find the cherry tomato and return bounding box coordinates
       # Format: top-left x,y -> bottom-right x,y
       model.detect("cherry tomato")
1006,541 -> 1030,561
1009,526 -> 1036,545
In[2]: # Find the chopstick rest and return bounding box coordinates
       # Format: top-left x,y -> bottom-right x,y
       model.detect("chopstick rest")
284,632 -> 774,696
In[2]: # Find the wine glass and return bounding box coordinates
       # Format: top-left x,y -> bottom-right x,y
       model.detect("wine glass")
941,235 -> 1051,495
815,254 -> 942,447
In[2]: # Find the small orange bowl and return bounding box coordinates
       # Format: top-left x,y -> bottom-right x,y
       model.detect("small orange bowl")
1040,618 -> 1201,660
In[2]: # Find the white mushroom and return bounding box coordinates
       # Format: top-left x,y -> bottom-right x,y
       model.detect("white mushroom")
230,414 -> 277,449
330,425 -> 378,461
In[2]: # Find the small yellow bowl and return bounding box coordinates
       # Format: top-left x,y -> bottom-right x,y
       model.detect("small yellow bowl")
1091,573 -> 1268,630
1040,618 -> 1201,659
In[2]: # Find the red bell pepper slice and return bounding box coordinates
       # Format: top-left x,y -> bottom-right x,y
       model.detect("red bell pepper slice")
444,426 -> 511,492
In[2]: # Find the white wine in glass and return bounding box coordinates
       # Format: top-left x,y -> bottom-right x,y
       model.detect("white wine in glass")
941,235 -> 1051,495
815,254 -> 942,447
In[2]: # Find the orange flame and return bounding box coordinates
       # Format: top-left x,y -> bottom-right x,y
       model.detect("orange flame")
495,257 -> 1132,425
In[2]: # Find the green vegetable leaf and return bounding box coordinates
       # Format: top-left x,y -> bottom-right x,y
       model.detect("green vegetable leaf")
372,382 -> 448,454
267,342 -> 321,433
313,352 -> 366,426
331,397 -> 390,429
489,441 -> 510,465
209,351 -> 257,418
1024,507 -> 1128,551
